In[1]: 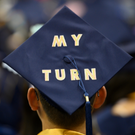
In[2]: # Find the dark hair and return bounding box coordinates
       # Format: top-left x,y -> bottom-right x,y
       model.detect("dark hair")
37,90 -> 96,129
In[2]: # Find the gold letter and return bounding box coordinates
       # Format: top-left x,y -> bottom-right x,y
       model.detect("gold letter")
42,70 -> 51,81
55,69 -> 66,81
84,68 -> 97,80
70,69 -> 80,81
71,34 -> 82,46
52,35 -> 67,47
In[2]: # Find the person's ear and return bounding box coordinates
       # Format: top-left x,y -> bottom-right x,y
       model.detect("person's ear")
27,87 -> 39,111
93,86 -> 107,109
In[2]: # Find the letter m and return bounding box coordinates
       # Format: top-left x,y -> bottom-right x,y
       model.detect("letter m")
52,35 -> 67,47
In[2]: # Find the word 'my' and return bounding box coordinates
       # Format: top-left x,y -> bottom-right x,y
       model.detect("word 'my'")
52,34 -> 82,47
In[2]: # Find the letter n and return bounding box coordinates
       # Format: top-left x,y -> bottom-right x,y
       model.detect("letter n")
84,68 -> 97,80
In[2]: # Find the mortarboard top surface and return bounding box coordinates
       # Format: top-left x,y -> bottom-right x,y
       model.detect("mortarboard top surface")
3,7 -> 132,115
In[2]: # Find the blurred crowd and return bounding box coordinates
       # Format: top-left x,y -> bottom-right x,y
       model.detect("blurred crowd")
0,0 -> 135,135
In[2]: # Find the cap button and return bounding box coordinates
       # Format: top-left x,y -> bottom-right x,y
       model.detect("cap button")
63,55 -> 74,64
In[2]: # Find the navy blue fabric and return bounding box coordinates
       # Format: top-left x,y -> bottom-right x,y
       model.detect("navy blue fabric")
0,125 -> 17,135
85,101 -> 92,135
83,0 -> 135,44
12,0 -> 47,25
96,106 -> 135,135
3,7 -> 132,114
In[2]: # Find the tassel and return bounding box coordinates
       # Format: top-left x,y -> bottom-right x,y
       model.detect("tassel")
64,55 -> 93,135
85,95 -> 93,135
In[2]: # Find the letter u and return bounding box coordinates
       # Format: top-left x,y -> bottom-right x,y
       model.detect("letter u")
55,69 -> 66,81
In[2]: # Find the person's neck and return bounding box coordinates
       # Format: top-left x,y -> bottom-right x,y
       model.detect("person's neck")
37,105 -> 86,134
42,118 -> 86,134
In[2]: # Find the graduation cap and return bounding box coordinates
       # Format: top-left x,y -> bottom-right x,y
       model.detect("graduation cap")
12,0 -> 46,25
3,7 -> 132,135
94,106 -> 135,135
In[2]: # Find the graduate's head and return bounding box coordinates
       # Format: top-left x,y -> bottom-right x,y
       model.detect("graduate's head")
27,86 -> 107,129
3,7 -> 132,134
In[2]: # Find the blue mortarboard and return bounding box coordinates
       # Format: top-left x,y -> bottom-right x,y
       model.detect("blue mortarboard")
94,106 -> 135,135
3,7 -> 132,135
12,0 -> 47,25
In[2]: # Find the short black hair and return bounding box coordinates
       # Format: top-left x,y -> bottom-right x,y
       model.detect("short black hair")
37,89 -> 96,129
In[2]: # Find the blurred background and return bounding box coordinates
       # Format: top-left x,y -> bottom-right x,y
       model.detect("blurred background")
0,0 -> 135,135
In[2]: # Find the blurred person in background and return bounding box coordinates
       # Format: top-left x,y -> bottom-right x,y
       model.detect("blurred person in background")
0,6 -> 31,134
10,0 -> 47,26
56,0 -> 135,54
117,0 -> 135,27
0,23 -> 29,135
0,1 -> 48,135
92,70 -> 135,135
